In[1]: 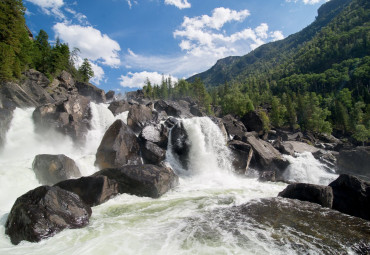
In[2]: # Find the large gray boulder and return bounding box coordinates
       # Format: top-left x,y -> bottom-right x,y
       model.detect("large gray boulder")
75,81 -> 106,103
154,100 -> 193,118
245,135 -> 289,173
95,119 -> 141,170
278,183 -> 333,208
5,186 -> 91,245
32,95 -> 92,142
127,104 -> 157,133
139,124 -> 168,149
221,114 -> 247,138
228,140 -> 253,174
94,164 -> 179,198
336,147 -> 370,181
55,176 -> 119,207
241,111 -> 264,135
108,100 -> 132,116
329,174 -> 370,221
140,141 -> 166,165
48,71 -> 78,102
32,154 -> 81,185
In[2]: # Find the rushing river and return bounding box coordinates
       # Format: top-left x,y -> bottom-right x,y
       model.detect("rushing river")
0,104 -> 367,255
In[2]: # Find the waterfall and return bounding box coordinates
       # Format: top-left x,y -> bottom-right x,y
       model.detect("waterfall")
282,152 -> 338,185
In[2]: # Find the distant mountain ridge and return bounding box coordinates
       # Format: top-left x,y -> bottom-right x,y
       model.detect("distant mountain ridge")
187,0 -> 354,87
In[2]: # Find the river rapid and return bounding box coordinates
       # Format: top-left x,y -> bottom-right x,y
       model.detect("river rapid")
1,103 -> 367,255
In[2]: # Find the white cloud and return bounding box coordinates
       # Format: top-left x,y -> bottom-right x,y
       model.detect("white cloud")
119,71 -> 178,88
286,0 -> 329,4
64,7 -> 89,25
74,56 -> 105,85
25,0 -> 65,18
53,23 -> 121,67
164,0 -> 191,9
270,30 -> 284,41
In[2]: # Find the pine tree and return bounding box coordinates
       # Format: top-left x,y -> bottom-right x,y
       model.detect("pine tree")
78,58 -> 94,82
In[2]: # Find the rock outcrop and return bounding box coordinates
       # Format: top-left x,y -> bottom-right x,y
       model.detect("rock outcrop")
170,121 -> 190,169
95,164 -> 179,198
32,95 -> 92,142
241,111 -> 264,135
140,141 -> 166,165
95,119 -> 141,169
127,104 -> 157,133
75,81 -> 106,103
5,186 -> 91,245
336,147 -> 370,181
329,174 -> 370,221
32,154 -> 81,185
228,140 -> 253,174
138,124 -> 168,149
55,176 -> 119,207
108,100 -> 132,116
278,183 -> 333,208
221,114 -> 247,138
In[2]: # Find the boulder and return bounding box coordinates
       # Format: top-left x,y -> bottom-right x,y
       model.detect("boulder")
228,140 -> 253,174
0,108 -> 13,149
139,124 -> 168,149
140,141 -> 166,165
336,147 -> 370,181
240,111 -> 264,135
273,140 -> 295,156
281,141 -> 319,154
154,100 -> 181,117
32,154 -> 81,185
95,119 -> 141,169
170,121 -> 190,169
94,164 -> 179,198
108,100 -> 131,116
127,104 -> 157,133
222,114 -> 247,138
245,135 -> 289,173
105,90 -> 115,101
164,117 -> 178,129
329,174 -> 370,221
48,71 -> 78,102
190,105 -> 206,117
258,171 -> 276,182
55,176 -> 119,207
5,186 -> 91,245
32,95 -> 92,142
75,81 -> 106,103
278,183 -> 333,208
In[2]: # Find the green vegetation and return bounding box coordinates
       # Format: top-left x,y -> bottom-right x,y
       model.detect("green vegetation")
78,58 -> 94,82
0,0 -> 88,82
187,0 -> 370,142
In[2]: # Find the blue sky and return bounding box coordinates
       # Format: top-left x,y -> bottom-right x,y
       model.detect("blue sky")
24,0 -> 329,93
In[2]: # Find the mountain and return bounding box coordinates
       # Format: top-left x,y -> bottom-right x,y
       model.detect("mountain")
187,0 -> 366,89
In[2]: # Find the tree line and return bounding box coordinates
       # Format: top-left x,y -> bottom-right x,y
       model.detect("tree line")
0,0 -> 94,82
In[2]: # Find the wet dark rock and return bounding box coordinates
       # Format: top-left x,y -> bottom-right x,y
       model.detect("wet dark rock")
5,186 -> 91,245
228,140 -> 253,174
0,108 -> 13,149
127,104 -> 157,133
105,90 -> 116,101
170,121 -> 190,169
75,81 -> 106,103
336,147 -> 370,181
221,114 -> 247,138
32,95 -> 91,142
95,164 -> 179,198
245,135 -> 289,173
55,176 -> 119,207
240,111 -> 263,135
154,100 -> 181,117
190,105 -> 206,117
312,149 -> 337,170
32,154 -> 81,185
329,174 -> 370,221
95,119 -> 141,169
108,100 -> 131,116
278,183 -> 333,208
258,171 -> 276,182
139,124 -> 168,149
164,117 -> 178,129
140,141 -> 166,165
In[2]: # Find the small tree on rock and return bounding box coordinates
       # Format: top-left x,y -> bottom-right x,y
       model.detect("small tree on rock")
78,58 -> 94,83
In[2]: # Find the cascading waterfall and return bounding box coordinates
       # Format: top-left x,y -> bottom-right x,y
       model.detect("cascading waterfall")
0,107 -> 362,254
283,152 -> 338,185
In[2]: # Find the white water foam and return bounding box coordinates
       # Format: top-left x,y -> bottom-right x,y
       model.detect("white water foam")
0,109 -> 350,254
283,152 -> 338,185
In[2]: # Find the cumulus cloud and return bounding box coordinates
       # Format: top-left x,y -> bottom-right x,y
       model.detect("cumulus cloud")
64,7 -> 89,25
164,0 -> 191,9
53,23 -> 121,67
25,0 -> 65,19
119,71 -> 178,88
73,56 -> 105,85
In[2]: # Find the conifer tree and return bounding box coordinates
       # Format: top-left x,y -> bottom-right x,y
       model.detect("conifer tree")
78,58 -> 94,82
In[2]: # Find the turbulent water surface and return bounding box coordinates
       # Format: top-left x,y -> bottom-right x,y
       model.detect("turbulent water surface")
0,104 -> 368,254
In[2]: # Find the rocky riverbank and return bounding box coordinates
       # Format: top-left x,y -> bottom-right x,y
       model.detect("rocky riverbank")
1,70 -> 369,246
